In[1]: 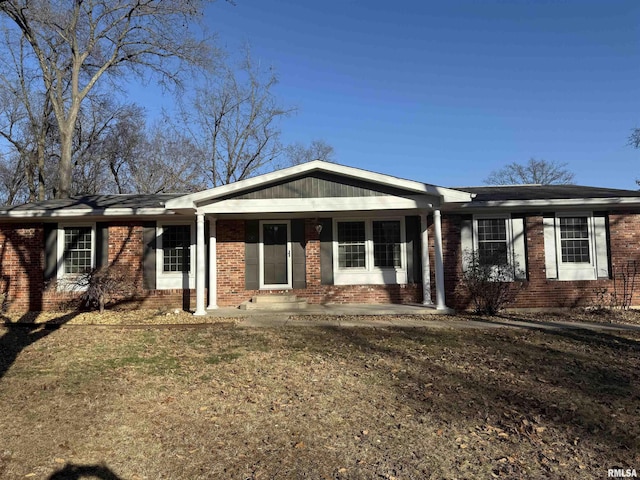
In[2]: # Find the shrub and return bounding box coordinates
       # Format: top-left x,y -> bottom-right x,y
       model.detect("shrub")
76,265 -> 138,313
461,251 -> 524,315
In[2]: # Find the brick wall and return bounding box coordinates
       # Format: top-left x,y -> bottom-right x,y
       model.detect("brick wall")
442,213 -> 640,310
4,211 -> 640,313
215,218 -> 422,306
0,223 -> 44,311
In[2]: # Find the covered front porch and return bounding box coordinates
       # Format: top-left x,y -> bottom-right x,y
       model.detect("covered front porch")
190,211 -> 449,315
162,161 -> 474,315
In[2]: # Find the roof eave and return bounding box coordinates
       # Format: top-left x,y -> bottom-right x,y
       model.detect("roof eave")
443,197 -> 640,211
0,207 -> 173,218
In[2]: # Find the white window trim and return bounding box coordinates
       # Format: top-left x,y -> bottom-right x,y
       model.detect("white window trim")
472,214 -> 514,265
471,214 -> 517,281
554,212 -> 598,281
56,223 -> 96,291
259,220 -> 292,290
156,221 -> 196,290
332,217 -> 407,286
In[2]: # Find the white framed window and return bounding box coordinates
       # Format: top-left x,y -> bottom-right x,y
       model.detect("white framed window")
333,217 -> 407,285
156,222 -> 196,289
476,217 -> 510,266
337,221 -> 366,269
56,224 -> 96,289
461,214 -> 527,280
544,212 -> 608,281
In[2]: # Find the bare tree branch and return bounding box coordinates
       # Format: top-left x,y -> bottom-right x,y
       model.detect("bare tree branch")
0,0 -> 215,197
484,158 -> 575,185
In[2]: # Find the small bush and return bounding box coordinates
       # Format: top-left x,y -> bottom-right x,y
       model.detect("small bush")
590,261 -> 639,312
462,252 -> 524,315
76,265 -> 138,313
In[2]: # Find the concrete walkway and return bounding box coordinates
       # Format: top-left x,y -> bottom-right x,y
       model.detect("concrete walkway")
236,315 -> 640,332
204,304 -> 640,332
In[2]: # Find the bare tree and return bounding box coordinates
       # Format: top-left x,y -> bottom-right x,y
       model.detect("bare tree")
181,49 -> 296,187
101,105 -> 147,194
284,139 -> 335,166
484,158 -> 575,185
0,30 -> 56,202
0,0 -> 214,198
629,128 -> 640,149
0,155 -> 27,205
628,128 -> 640,187
127,123 -> 206,194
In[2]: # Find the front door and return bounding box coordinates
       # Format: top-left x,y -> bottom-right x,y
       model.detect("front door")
260,221 -> 292,289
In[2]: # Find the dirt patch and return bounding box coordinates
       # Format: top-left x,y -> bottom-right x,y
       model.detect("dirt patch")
1,309 -> 240,326
1,320 -> 639,479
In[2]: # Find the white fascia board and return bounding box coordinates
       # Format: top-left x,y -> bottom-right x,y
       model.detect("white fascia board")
0,207 -> 172,218
200,196 -> 433,214
164,160 -> 474,209
443,197 -> 640,211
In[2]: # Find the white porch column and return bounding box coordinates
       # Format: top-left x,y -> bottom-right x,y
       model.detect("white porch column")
420,212 -> 432,305
194,213 -> 207,316
207,217 -> 218,310
433,209 -> 447,310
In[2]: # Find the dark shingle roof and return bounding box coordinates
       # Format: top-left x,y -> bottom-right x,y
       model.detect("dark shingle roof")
457,185 -> 640,202
2,194 -> 182,212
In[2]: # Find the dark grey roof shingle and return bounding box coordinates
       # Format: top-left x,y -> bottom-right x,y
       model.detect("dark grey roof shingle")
458,185 -> 640,202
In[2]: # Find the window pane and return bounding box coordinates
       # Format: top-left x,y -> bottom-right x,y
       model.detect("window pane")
373,220 -> 401,267
337,221 -> 365,268
477,219 -> 508,265
64,227 -> 92,274
559,217 -> 590,263
163,225 -> 191,272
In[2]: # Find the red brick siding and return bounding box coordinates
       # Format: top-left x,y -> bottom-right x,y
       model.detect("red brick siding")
215,218 -> 422,306
442,213 -> 640,310
4,211 -> 640,313
0,223 -> 44,311
107,222 -> 144,287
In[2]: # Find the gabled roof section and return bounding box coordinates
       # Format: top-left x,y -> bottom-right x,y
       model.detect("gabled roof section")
165,160 -> 474,210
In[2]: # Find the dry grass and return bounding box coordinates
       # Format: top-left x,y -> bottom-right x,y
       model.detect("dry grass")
0,315 -> 639,479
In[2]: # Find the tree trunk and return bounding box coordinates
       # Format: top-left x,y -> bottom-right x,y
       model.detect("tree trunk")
57,127 -> 74,198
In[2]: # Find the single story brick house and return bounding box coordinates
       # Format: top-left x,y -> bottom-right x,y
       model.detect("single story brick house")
1,160 -> 639,313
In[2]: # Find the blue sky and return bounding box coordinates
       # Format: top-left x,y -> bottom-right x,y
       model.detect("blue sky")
142,0 -> 640,189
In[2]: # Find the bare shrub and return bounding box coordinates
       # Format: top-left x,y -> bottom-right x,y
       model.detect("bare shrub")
76,265 -> 138,313
462,252 -> 524,315
611,261 -> 639,310
590,261 -> 639,313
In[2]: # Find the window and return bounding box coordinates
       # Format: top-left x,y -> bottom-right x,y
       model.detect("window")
163,225 -> 191,273
476,218 -> 508,266
333,218 -> 407,285
63,226 -> 93,274
373,220 -> 401,268
559,217 -> 590,263
55,224 -> 95,290
337,221 -> 366,268
543,212 -> 609,281
156,223 -> 195,290
56,225 -> 95,281
461,215 -> 527,281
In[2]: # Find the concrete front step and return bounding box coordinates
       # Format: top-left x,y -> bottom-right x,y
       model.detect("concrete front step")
239,294 -> 308,311
251,294 -> 299,304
